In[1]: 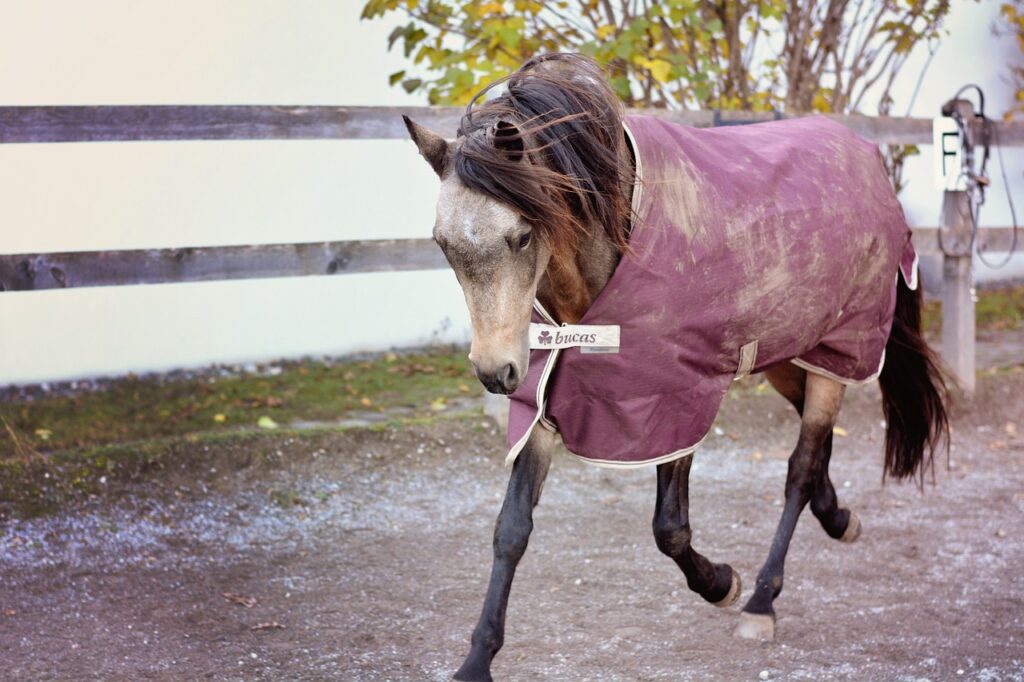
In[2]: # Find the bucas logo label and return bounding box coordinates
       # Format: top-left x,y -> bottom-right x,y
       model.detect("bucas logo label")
528,322 -> 620,352
556,331 -> 598,345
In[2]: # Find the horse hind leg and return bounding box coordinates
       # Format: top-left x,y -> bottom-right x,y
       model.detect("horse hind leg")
653,455 -> 742,608
735,371 -> 848,641
765,363 -> 861,543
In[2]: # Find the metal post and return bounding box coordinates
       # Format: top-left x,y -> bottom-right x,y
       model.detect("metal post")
939,190 -> 975,395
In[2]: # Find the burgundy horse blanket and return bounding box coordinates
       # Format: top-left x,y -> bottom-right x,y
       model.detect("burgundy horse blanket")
506,114 -> 918,468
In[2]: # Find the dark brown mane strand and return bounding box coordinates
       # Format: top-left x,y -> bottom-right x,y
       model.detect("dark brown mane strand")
453,54 -> 632,272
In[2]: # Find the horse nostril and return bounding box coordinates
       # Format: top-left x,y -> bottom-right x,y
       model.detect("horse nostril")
501,363 -> 519,390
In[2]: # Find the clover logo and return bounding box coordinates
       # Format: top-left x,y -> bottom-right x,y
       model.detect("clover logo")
538,330 -> 553,345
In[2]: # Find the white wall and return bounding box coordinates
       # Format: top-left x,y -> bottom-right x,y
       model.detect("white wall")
1,0 -> 1020,385
0,1 -> 473,385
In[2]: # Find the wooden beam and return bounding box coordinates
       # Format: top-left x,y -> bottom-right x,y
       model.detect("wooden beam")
2,106 -> 1022,145
1,228 -> 1017,292
939,192 -> 976,395
912,227 -> 1019,254
0,106 -> 465,143
0,239 -> 447,292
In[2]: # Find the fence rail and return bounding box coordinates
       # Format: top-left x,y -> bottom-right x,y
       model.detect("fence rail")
3,105 -> 1024,145
0,229 -> 1014,292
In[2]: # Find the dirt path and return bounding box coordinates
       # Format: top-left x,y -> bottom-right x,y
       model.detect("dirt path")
1,372 -> 1023,681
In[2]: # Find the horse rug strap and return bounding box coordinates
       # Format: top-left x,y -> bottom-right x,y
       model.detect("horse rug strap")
529,323 -> 620,354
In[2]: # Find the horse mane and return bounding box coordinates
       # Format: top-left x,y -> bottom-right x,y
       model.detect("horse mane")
453,54 -> 632,278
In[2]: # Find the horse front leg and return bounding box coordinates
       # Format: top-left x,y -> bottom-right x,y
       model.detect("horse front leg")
653,455 -> 742,606
453,426 -> 555,682
735,372 -> 846,640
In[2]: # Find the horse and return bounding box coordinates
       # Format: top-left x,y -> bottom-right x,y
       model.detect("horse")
403,53 -> 949,681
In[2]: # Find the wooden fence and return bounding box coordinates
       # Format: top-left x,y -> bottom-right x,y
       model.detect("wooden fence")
1,105 -> 1021,392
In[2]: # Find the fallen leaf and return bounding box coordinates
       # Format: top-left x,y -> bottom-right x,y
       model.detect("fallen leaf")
34,428 -> 52,441
360,397 -> 373,407
257,416 -> 278,430
213,413 -> 226,423
429,397 -> 448,412
223,592 -> 257,608
458,384 -> 471,393
833,426 -> 849,437
3,608 -> 16,617
751,451 -> 763,461
1007,422 -> 1018,437
250,621 -> 285,631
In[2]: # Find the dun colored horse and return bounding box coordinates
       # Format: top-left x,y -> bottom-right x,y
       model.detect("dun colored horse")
404,53 -> 948,681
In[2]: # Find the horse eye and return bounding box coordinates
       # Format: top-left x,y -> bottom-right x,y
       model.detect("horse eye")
518,233 -> 531,249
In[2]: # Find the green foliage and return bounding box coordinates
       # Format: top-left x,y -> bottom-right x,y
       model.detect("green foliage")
1000,1 -> 1024,119
361,0 -> 953,113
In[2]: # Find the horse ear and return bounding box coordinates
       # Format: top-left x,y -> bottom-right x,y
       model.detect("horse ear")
494,120 -> 524,162
402,115 -> 449,177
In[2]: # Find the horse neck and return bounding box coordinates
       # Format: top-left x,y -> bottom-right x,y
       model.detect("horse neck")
535,129 -> 634,324
536,229 -> 619,324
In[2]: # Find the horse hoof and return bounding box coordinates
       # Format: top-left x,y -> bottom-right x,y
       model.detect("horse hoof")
840,510 -> 862,543
713,569 -> 742,608
734,612 -> 775,641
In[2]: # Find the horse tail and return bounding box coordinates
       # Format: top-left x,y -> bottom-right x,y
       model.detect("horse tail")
877,274 -> 951,483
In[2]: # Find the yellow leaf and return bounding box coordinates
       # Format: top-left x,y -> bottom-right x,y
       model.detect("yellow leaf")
478,1 -> 504,14
647,59 -> 672,83
257,416 -> 279,430
833,426 -> 849,437
430,397 -> 448,411
213,413 -> 226,423
360,397 -> 373,407
34,428 -> 52,441
596,24 -> 616,39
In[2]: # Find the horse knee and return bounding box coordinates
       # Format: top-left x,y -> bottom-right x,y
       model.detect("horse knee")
493,516 -> 532,562
653,517 -> 692,557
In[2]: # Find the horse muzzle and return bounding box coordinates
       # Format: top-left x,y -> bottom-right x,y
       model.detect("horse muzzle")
472,360 -> 521,395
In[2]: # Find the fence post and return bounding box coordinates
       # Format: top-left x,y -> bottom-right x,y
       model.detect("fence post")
939,190 -> 975,395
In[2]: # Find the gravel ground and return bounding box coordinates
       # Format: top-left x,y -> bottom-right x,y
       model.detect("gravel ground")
1,370 -> 1022,681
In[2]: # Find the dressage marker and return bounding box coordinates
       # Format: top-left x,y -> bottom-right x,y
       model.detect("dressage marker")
405,53 -> 949,681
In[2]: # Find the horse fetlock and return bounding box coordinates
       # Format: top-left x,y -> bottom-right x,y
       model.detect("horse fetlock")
454,639 -> 500,682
